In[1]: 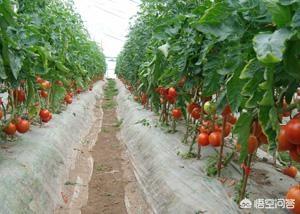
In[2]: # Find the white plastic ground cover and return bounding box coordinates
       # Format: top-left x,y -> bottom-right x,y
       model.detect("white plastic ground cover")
116,79 -> 240,214
0,81 -> 104,214
116,79 -> 298,214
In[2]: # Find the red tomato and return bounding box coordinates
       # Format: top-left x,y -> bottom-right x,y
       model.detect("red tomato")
222,105 -> 232,117
191,107 -> 201,120
16,119 -> 30,134
198,125 -> 210,134
227,114 -> 237,124
39,109 -> 50,120
248,135 -> 258,154
187,102 -> 199,114
286,185 -> 300,214
14,89 -> 26,102
4,122 -> 16,135
36,76 -> 43,84
290,149 -> 300,162
198,133 -> 209,146
41,80 -> 51,89
286,119 -> 300,145
172,108 -> 182,119
223,122 -> 232,137
40,90 -> 48,98
64,95 -> 73,104
209,131 -> 222,147
42,112 -> 52,123
0,110 -> 3,120
282,166 -> 298,178
278,125 -> 295,151
168,87 -> 177,97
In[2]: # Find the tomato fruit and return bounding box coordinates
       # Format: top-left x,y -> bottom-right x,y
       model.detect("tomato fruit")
224,122 -> 232,137
286,185 -> 300,214
40,90 -> 48,98
286,119 -> 300,145
41,80 -> 51,89
168,87 -> 177,97
134,96 -> 139,101
222,105 -> 232,117
36,76 -> 43,84
191,107 -> 201,120
187,102 -> 199,114
39,109 -> 50,120
14,89 -> 26,102
198,133 -> 209,146
203,101 -> 216,114
0,110 -> 3,120
209,131 -> 221,147
290,149 -> 300,162
282,166 -> 297,178
4,122 -> 17,135
172,108 -> 182,119
278,126 -> 295,151
64,95 -> 73,104
248,135 -> 258,154
16,119 -> 30,133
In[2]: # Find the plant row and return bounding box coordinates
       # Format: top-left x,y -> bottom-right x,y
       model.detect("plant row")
116,0 -> 300,212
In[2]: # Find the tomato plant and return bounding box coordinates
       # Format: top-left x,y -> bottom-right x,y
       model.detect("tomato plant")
116,0 -> 300,206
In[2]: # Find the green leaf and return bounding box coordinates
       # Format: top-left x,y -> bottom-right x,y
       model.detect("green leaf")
291,9 -> 300,28
253,28 -> 292,64
258,106 -> 279,155
263,0 -> 292,27
226,68 -> 246,111
233,112 -> 253,162
199,2 -> 231,25
8,50 -> 22,80
0,55 -> 7,79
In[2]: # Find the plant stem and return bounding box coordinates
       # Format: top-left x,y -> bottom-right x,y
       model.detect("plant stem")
217,115 -> 227,177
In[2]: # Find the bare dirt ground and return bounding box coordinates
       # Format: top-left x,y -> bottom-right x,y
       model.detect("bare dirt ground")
81,80 -> 151,214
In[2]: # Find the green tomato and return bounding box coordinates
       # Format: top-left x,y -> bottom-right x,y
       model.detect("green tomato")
204,101 -> 216,114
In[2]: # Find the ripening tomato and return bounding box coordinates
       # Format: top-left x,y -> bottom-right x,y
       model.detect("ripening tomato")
198,125 -> 210,134
198,133 -> 209,146
39,109 -> 50,120
191,107 -> 201,120
14,89 -> 26,102
64,95 -> 73,104
282,166 -> 298,178
0,110 -> 3,120
227,114 -> 237,124
168,87 -> 177,98
42,112 -> 52,123
223,122 -> 232,137
55,80 -> 64,87
209,131 -> 222,147
76,88 -> 82,94
4,122 -> 16,135
68,92 -> 74,98
187,102 -> 199,114
178,76 -> 186,87
172,108 -> 182,119
41,80 -> 51,89
278,126 -> 295,151
285,119 -> 300,145
214,124 -> 222,132
36,76 -> 43,84
166,94 -> 176,104
222,105 -> 232,117
286,185 -> 300,214
248,135 -> 258,154
134,96 -> 139,102
40,90 -> 48,98
290,149 -> 300,162
16,119 -> 30,133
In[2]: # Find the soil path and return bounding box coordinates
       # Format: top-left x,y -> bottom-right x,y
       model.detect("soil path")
82,80 -> 150,214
